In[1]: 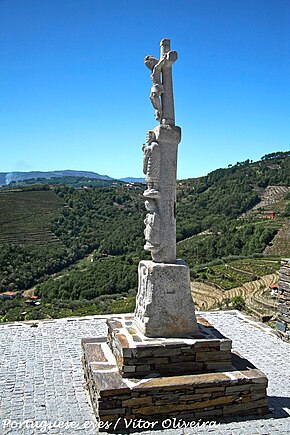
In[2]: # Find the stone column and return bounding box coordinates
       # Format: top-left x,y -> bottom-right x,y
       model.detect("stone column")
144,124 -> 181,263
134,39 -> 199,338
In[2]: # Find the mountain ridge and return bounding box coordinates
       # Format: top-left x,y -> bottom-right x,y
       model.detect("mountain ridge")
2,150 -> 289,186
0,170 -> 114,186
0,170 -> 146,186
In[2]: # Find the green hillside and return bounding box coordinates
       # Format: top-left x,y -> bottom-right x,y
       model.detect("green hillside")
0,190 -> 63,245
0,189 -> 71,293
0,185 -> 145,294
176,154 -> 290,269
0,153 -> 289,321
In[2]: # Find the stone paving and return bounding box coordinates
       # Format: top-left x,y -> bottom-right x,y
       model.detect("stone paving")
0,311 -> 289,435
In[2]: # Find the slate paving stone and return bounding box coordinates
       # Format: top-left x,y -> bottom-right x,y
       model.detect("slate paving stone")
0,312 -> 289,434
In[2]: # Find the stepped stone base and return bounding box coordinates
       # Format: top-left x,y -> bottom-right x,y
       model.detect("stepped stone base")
82,316 -> 268,425
107,316 -> 232,378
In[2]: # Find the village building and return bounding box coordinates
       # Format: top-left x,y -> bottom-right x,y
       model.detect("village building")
263,211 -> 277,219
0,291 -> 17,300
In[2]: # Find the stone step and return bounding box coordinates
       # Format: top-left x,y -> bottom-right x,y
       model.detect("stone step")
82,338 -> 268,425
105,315 -> 232,378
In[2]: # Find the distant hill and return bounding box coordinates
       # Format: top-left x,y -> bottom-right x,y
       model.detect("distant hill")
120,177 -> 145,183
0,170 -> 114,186
0,173 -> 7,185
1,176 -> 122,190
0,170 -> 146,186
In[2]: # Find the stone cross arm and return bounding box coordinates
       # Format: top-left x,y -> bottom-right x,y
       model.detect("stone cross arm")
164,50 -> 178,65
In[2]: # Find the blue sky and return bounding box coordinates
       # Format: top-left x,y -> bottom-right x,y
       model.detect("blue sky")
1,0 -> 290,179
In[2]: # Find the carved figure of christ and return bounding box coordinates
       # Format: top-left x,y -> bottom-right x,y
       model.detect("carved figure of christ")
144,39 -> 178,125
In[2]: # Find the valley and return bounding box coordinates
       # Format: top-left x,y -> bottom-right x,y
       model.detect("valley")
0,152 -> 289,322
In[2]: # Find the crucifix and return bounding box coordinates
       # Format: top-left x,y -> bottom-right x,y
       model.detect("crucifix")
135,38 -> 199,337
141,38 -> 180,264
144,38 -> 178,126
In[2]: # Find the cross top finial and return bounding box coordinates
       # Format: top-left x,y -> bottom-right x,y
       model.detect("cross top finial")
160,38 -> 170,49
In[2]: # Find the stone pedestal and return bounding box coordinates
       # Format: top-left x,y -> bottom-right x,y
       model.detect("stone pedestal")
82,315 -> 269,425
135,260 -> 199,337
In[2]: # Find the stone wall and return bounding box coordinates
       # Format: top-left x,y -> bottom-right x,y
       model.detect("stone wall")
98,376 -> 267,424
277,258 -> 290,340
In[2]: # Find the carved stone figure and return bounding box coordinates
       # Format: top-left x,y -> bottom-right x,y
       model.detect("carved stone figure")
134,263 -> 153,323
144,55 -> 165,121
143,199 -> 160,252
142,130 -> 160,198
144,40 -> 178,125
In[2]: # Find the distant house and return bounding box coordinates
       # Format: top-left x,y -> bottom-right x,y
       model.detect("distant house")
25,299 -> 37,306
270,284 -> 279,289
124,182 -> 143,190
270,283 -> 279,296
0,291 -> 17,300
263,211 -> 277,219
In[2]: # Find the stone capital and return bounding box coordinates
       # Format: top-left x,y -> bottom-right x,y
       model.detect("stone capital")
154,124 -> 181,144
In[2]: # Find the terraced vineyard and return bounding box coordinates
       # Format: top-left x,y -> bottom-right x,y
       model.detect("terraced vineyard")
242,185 -> 290,217
192,258 -> 280,289
191,258 -> 280,319
264,220 -> 290,257
0,190 -> 64,247
191,272 -> 278,314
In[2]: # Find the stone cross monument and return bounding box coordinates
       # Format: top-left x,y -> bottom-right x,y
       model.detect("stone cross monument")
134,39 -> 199,337
82,39 -> 268,424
